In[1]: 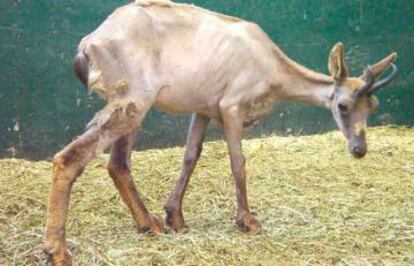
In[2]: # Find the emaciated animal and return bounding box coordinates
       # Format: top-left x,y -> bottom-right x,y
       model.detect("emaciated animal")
43,1 -> 398,265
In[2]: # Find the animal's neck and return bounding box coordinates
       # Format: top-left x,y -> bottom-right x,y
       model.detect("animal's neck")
272,45 -> 335,108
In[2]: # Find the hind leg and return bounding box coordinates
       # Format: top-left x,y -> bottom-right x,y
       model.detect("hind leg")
43,101 -> 150,266
107,129 -> 163,234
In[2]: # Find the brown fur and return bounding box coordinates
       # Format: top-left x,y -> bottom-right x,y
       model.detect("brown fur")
44,2 -> 398,265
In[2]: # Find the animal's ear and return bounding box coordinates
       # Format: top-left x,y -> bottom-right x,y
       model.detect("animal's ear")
361,53 -> 397,81
328,42 -> 348,83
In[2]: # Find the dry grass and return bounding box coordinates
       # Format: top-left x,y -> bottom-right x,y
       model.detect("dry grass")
0,126 -> 413,265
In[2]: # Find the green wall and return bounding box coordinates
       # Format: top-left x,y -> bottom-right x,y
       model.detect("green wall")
1,0 -> 413,159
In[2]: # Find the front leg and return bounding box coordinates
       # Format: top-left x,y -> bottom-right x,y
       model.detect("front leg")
164,114 -> 210,231
221,104 -> 262,234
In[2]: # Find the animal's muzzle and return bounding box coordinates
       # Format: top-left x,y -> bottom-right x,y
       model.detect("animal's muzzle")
348,131 -> 367,159
351,145 -> 367,158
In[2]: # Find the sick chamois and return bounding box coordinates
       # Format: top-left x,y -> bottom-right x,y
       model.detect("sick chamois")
44,1 -> 398,265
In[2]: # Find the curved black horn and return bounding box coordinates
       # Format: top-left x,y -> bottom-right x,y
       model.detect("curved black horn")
368,63 -> 398,96
356,66 -> 375,98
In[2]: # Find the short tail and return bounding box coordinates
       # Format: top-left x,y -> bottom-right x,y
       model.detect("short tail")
73,50 -> 89,88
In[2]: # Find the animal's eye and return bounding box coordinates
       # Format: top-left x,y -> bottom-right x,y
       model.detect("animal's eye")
338,103 -> 348,113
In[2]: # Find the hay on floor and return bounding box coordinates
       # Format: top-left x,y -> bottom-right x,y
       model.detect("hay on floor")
0,126 -> 413,265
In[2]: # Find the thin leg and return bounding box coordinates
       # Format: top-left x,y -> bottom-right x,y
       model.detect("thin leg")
43,101 -> 149,266
221,105 -> 262,234
107,129 -> 163,234
164,114 -> 210,231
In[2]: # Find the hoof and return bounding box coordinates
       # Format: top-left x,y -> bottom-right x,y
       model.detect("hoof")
236,212 -> 262,234
43,242 -> 73,266
139,214 -> 165,235
165,207 -> 187,232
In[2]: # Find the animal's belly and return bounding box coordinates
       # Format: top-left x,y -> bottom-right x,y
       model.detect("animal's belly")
153,85 -> 222,118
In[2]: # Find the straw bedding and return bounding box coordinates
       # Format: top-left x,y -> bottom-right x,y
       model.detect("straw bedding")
0,126 -> 413,265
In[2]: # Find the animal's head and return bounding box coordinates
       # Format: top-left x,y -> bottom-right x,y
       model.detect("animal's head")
328,42 -> 398,158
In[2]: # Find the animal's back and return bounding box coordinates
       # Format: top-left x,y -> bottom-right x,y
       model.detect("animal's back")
78,1 -> 278,117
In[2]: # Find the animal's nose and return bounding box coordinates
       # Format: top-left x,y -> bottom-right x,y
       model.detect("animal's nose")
352,146 -> 366,158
